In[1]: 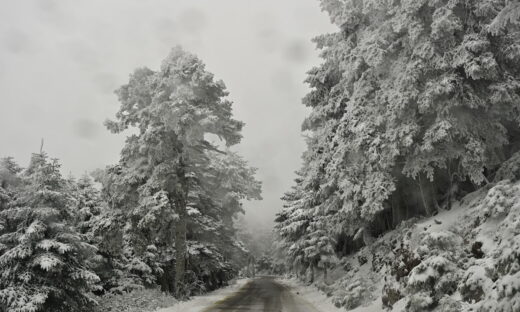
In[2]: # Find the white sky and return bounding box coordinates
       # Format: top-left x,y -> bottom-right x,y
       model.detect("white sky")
0,0 -> 335,228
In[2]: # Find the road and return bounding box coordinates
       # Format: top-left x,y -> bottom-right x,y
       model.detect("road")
202,276 -> 321,312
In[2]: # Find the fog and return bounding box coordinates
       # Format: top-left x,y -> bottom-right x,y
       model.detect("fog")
0,0 -> 335,228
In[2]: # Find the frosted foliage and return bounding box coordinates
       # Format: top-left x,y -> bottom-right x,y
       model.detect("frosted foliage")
482,181 -> 520,217
494,151 -> 520,182
333,277 -> 369,310
276,0 -> 520,271
416,231 -> 462,256
32,253 -> 63,271
489,2 -> 520,34
0,153 -> 99,312
403,230 -> 462,311
36,239 -> 72,254
0,287 -> 47,312
95,288 -> 177,312
459,265 -> 494,303
482,185 -> 520,312
100,47 -> 261,297
406,256 -> 459,310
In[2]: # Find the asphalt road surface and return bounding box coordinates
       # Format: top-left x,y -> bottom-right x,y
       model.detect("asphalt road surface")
203,276 -> 322,312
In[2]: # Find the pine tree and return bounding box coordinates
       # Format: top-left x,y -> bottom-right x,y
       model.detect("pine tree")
0,153 -> 99,312
105,46 -> 256,297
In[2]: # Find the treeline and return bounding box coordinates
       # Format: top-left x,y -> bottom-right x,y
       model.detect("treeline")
0,47 -> 261,312
275,0 -> 520,281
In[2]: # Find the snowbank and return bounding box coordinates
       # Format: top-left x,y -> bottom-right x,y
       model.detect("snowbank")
277,278 -> 343,312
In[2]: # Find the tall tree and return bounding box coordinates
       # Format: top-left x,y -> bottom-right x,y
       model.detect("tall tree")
106,46 -> 252,296
277,0 -> 520,272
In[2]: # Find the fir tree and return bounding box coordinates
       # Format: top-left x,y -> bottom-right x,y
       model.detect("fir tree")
0,153 -> 99,312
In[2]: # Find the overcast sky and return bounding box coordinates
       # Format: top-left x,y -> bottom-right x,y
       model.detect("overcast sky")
0,0 -> 335,228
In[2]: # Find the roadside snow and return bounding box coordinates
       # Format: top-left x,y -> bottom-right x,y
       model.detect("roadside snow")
156,278 -> 250,312
277,278 -> 343,312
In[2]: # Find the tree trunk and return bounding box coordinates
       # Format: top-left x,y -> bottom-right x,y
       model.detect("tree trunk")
418,174 -> 431,216
324,267 -> 328,285
429,180 -> 440,212
173,156 -> 189,298
174,197 -> 187,298
447,161 -> 453,210
391,192 -> 400,228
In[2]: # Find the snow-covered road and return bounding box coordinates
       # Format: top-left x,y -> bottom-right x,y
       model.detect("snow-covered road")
201,276 -> 321,312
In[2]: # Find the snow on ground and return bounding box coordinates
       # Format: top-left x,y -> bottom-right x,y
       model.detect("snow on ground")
277,277 -> 343,312
156,278 -> 250,312
160,181 -> 520,312
290,181 -> 520,312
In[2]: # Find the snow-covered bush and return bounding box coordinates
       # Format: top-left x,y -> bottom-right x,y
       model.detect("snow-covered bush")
459,265 -> 494,303
95,288 -> 177,312
332,277 -> 368,310
481,181 -> 520,217
406,291 -> 434,312
435,296 -> 462,312
477,193 -> 520,312
494,272 -> 520,312
405,231 -> 462,311
381,234 -> 421,309
382,280 -> 403,309
406,255 -> 459,310
415,231 -> 463,257
494,151 -> 520,182
390,241 -> 422,282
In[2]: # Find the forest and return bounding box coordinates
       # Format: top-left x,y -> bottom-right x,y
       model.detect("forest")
273,0 -> 520,311
0,48 -> 262,311
2,0 -> 520,311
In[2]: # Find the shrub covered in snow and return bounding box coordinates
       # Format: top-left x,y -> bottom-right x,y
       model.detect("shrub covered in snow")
481,181 -> 520,217
494,151 -> 520,182
406,255 -> 459,311
332,277 -> 369,310
473,189 -> 520,312
382,236 -> 421,309
382,280 -> 403,309
95,288 -> 177,312
405,231 -> 462,311
459,265 -> 493,303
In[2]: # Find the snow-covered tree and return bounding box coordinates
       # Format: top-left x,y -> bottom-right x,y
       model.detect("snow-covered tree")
0,153 -> 99,312
70,174 -> 104,236
276,0 -> 520,283
185,151 -> 261,287
105,46 -> 259,297
275,158 -> 337,281
0,157 -> 22,190
280,0 -> 520,245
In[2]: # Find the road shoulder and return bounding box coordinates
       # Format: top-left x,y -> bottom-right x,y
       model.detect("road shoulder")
156,278 -> 251,312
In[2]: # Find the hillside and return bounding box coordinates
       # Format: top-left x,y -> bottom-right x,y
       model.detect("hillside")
302,177 -> 520,311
